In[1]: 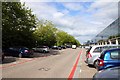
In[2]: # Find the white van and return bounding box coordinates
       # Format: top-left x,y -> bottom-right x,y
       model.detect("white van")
72,45 -> 77,49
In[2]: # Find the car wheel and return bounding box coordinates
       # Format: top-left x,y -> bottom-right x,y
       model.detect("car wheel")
18,53 -> 22,58
94,60 -> 98,68
43,50 -> 46,53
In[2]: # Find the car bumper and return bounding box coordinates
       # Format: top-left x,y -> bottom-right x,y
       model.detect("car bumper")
85,58 -> 94,65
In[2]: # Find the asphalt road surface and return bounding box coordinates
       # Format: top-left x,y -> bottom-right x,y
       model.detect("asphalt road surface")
1,48 -> 97,79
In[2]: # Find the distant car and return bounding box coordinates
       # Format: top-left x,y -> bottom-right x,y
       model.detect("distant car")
85,46 -> 91,50
3,47 -> 33,58
93,66 -> 120,80
33,46 -> 50,53
66,45 -> 72,48
58,46 -> 62,50
85,45 -> 120,67
61,45 -> 66,49
52,46 -> 61,50
72,45 -> 77,49
96,48 -> 120,71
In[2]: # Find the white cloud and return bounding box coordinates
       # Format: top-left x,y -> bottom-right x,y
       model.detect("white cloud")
88,1 -> 118,20
62,3 -> 84,11
20,0 -> 119,2
53,12 -> 64,18
21,1 -> 119,44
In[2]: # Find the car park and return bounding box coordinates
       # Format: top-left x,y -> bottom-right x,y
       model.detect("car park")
96,48 -> 120,71
33,46 -> 50,53
3,47 -> 33,58
93,66 -> 120,80
85,45 -> 120,67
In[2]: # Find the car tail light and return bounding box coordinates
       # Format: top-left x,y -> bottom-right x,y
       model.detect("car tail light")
87,52 -> 92,58
24,50 -> 28,53
99,60 -> 104,66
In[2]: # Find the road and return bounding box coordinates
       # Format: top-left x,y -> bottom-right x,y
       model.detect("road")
1,48 -> 97,79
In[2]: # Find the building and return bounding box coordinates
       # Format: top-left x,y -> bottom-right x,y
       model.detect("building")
91,17 -> 120,45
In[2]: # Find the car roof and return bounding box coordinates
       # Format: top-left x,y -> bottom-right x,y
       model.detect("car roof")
91,44 -> 120,47
103,48 -> 120,52
94,66 -> 120,78
89,45 -> 120,53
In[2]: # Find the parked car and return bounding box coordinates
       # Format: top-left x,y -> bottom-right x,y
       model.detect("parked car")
33,46 -> 50,53
51,46 -> 61,50
66,45 -> 72,48
3,47 -> 33,58
72,45 -> 77,49
96,48 -> 120,71
85,45 -> 120,67
61,45 -> 66,49
93,66 -> 120,80
85,46 -> 91,51
58,46 -> 62,50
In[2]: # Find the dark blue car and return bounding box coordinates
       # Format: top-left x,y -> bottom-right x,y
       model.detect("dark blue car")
3,47 -> 33,58
93,66 -> 120,80
96,48 -> 120,71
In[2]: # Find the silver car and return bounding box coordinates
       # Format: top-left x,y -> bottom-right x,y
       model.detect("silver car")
85,44 -> 120,68
33,46 -> 50,53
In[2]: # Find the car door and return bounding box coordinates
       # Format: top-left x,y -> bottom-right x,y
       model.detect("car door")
11,48 -> 20,56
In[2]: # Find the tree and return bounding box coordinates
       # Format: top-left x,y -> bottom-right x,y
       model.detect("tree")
33,20 -> 57,47
2,2 -> 37,48
56,30 -> 80,46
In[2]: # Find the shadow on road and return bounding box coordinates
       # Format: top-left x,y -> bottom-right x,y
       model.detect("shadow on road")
1,57 -> 18,64
33,50 -> 61,58
1,49 -> 63,64
87,64 -> 95,68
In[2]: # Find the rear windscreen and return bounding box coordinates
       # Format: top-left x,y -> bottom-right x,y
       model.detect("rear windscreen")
93,47 -> 103,53
110,50 -> 120,59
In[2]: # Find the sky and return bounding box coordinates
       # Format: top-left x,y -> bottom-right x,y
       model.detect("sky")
21,0 -> 119,44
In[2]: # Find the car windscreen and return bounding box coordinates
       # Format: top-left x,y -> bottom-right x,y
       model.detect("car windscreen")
93,46 -> 120,53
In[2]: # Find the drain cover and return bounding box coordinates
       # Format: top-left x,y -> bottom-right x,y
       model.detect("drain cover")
38,67 -> 50,71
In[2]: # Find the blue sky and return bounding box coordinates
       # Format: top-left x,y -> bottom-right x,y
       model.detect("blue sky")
21,0 -> 119,44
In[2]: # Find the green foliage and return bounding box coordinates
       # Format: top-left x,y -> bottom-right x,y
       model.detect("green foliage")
56,30 -> 80,46
33,20 -> 56,47
2,2 -> 36,48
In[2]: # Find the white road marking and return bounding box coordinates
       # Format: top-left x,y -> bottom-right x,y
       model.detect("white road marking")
80,69 -> 81,73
